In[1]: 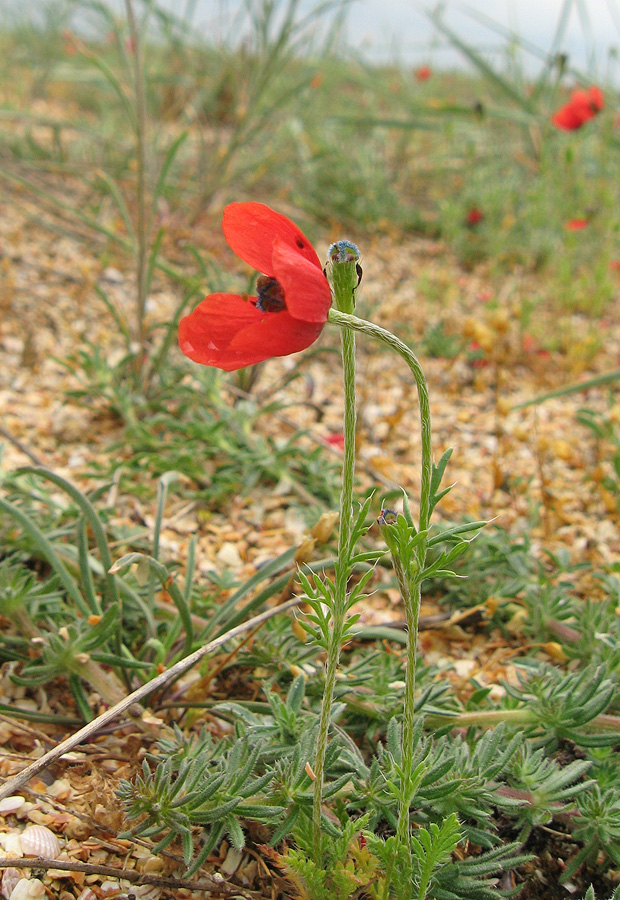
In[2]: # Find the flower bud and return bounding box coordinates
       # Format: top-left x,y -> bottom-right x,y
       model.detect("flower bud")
378,508 -> 398,526
328,240 -> 360,264
377,508 -> 400,557
326,240 -> 361,314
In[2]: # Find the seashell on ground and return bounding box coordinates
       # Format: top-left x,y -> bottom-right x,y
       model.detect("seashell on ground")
120,882 -> 161,900
75,890 -> 98,900
0,833 -> 23,856
1,868 -> 23,900
0,797 -> 26,816
220,845 -> 243,876
8,880 -> 46,900
46,778 -> 73,802
19,825 -> 61,859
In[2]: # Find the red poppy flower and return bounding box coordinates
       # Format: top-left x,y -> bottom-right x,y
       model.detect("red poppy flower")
415,66 -> 432,82
551,85 -> 604,131
179,203 -> 332,371
521,333 -> 549,357
564,218 -> 589,231
467,340 -> 489,368
324,432 -> 345,452
466,207 -> 484,226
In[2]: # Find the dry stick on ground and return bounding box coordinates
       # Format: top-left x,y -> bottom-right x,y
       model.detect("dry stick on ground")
0,424 -> 48,468
0,857 -> 259,898
0,597 -> 302,801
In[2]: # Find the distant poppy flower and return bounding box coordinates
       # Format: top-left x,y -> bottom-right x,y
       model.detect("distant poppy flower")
467,340 -> 489,368
521,333 -> 549,357
551,85 -> 604,131
466,207 -> 484,226
415,66 -> 432,82
179,203 -> 332,371
324,432 -> 345,452
609,261 -> 620,274
564,218 -> 589,231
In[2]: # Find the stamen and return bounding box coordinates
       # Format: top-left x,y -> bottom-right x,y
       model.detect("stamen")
255,275 -> 286,313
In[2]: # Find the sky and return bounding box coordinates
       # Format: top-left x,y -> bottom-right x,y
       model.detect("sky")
6,0 -> 619,80
197,0 -> 620,79
343,0 -> 620,74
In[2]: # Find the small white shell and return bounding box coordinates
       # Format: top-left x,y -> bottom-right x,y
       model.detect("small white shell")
220,845 -> 243,876
1,868 -> 23,900
46,778 -> 73,802
0,797 -> 26,816
9,880 -> 46,900
76,889 -> 98,900
120,883 -> 161,900
19,825 -> 61,859
0,833 -> 23,856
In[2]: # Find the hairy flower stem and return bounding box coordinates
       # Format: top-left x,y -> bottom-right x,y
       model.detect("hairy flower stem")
329,308 -> 433,850
312,249 -> 359,862
425,709 -> 538,729
393,556 -> 422,846
328,310 -> 432,534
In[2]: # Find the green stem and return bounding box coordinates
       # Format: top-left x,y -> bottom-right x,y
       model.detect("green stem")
391,555 -> 421,848
329,308 -> 433,849
425,709 -> 537,729
328,310 -> 432,534
312,323 -> 356,862
74,656 -> 127,708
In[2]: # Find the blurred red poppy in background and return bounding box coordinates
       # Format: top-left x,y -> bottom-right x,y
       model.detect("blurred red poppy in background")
324,433 -> 345,452
415,66 -> 432,81
466,207 -> 484,226
551,86 -> 604,131
564,218 -> 589,231
179,203 -> 332,371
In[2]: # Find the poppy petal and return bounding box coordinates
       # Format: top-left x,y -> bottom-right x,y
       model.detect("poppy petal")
551,86 -> 604,130
179,292 -> 323,371
271,240 -> 332,323
587,86 -> 604,111
552,101 -> 591,130
223,202 -> 323,275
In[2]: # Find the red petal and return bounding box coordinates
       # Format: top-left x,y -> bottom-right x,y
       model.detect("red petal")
587,86 -> 604,111
551,102 -> 586,130
272,240 -> 332,323
222,202 -> 323,275
564,218 -> 589,230
179,292 -> 323,371
551,90 -> 600,130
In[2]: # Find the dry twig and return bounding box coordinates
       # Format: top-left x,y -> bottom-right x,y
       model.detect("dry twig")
0,857 -> 258,898
0,597 -> 302,801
